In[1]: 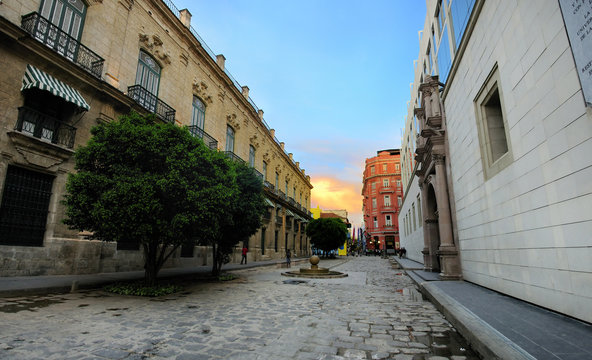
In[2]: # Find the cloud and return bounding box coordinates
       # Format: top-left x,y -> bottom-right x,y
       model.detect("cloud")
310,176 -> 363,228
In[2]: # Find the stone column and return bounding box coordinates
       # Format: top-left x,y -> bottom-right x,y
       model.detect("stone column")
419,179 -> 433,271
433,154 -> 462,279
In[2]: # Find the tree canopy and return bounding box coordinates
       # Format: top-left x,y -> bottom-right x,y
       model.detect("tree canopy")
209,160 -> 267,275
63,112 -> 236,285
306,217 -> 348,253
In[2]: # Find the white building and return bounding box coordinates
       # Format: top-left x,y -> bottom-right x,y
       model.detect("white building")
399,0 -> 592,323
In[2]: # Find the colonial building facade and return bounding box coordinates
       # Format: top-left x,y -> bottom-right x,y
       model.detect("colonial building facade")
362,149 -> 403,254
0,0 -> 312,276
399,0 -> 592,323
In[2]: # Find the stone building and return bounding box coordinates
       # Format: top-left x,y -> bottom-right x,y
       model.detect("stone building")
0,0 -> 312,276
361,149 -> 403,254
399,0 -> 592,322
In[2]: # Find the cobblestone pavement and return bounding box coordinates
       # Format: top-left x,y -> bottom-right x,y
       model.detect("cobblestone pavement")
0,257 -> 479,359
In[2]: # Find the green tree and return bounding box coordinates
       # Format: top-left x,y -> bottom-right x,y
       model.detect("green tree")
63,112 -> 235,286
306,217 -> 348,254
209,161 -> 267,275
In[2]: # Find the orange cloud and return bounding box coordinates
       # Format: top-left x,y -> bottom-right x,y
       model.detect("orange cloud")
310,176 -> 363,228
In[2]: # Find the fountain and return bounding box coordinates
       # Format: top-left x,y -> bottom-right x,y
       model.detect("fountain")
281,255 -> 348,278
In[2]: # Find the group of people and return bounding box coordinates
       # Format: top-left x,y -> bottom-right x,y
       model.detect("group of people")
240,246 -> 292,267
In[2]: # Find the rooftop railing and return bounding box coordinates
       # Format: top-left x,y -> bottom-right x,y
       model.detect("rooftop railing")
127,85 -> 176,124
21,12 -> 104,79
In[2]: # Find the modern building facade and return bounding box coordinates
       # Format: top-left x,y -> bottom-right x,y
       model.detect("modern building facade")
362,149 -> 403,254
0,0 -> 312,276
398,0 -> 592,322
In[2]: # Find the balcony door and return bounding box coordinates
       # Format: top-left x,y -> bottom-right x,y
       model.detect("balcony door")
135,50 -> 161,111
38,0 -> 86,59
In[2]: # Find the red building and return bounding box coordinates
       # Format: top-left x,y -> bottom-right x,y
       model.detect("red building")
362,149 -> 403,254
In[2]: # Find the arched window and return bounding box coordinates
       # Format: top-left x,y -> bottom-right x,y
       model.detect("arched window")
136,50 -> 161,96
192,96 -> 205,129
39,0 -> 86,41
225,125 -> 235,152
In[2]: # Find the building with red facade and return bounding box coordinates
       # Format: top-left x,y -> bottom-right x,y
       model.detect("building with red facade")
362,149 -> 402,254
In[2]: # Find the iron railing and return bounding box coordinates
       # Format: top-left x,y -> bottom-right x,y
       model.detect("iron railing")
15,106 -> 76,148
224,151 -> 245,164
188,125 -> 217,150
127,85 -> 176,124
21,12 -> 104,79
288,197 -> 296,207
251,168 -> 264,182
264,181 -> 274,191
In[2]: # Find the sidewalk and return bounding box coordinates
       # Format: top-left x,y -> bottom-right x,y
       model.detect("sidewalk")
0,257 -> 309,297
394,257 -> 592,360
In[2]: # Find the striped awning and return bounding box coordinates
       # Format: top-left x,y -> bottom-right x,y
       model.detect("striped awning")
285,209 -> 295,217
264,198 -> 275,207
21,64 -> 90,111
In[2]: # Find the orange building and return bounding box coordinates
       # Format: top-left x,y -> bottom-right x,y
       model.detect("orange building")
362,149 -> 403,254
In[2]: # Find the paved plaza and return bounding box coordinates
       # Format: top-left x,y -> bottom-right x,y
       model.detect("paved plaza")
0,257 -> 478,360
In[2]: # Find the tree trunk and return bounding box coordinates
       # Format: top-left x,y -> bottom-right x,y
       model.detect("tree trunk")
211,243 -> 219,276
144,242 -> 160,286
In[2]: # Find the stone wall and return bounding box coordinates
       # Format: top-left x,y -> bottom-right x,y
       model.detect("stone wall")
445,1 -> 592,322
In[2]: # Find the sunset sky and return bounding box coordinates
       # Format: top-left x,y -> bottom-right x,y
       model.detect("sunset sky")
176,0 -> 427,228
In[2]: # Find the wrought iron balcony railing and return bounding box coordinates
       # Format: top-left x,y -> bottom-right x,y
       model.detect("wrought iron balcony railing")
21,12 -> 104,79
127,85 -> 176,124
15,106 -> 76,148
264,181 -> 274,191
251,168 -> 264,182
224,151 -> 245,164
188,125 -> 217,150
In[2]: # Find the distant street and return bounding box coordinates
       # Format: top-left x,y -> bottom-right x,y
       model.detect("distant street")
0,257 -> 478,359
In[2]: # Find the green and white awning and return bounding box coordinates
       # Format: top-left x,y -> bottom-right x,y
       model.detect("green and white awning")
21,64 -> 90,111
285,209 -> 295,217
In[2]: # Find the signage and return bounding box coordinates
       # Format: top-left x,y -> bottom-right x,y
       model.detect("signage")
559,0 -> 592,106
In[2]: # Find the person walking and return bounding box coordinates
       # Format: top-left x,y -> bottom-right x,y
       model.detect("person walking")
286,249 -> 291,268
241,246 -> 248,264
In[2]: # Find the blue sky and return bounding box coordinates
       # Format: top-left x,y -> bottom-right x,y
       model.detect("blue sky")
175,0 -> 427,227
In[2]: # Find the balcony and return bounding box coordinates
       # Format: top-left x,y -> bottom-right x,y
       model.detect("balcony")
275,216 -> 283,225
264,181 -> 274,191
21,12 -> 104,79
278,190 -> 287,201
262,211 -> 271,222
188,125 -> 217,150
127,85 -> 175,124
224,151 -> 245,164
14,106 -> 76,148
379,187 -> 394,194
288,197 -> 296,207
251,168 -> 264,182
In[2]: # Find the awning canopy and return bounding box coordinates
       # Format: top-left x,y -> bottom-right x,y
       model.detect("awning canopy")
285,209 -> 295,217
264,198 -> 275,208
21,64 -> 90,111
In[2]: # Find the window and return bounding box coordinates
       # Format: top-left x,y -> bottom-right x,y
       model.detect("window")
372,182 -> 376,191
285,180 -> 288,195
395,164 -> 400,171
370,165 -> 375,175
293,187 -> 296,198
417,195 -> 423,227
384,195 -> 391,207
383,178 -> 389,187
398,196 -> 402,207
225,125 -> 235,152
373,217 -> 378,228
275,172 -> 279,188
412,203 -> 417,231
450,0 -> 476,49
0,166 -> 54,247
136,50 -> 161,96
396,180 -> 401,188
437,25 -> 452,82
372,198 -> 377,208
263,161 -> 267,181
475,65 -> 512,179
385,215 -> 392,226
191,96 -> 205,130
382,164 -> 387,172
249,145 -> 256,167
40,0 -> 86,42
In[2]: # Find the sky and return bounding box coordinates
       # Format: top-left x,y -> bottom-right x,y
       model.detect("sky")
175,0 -> 427,229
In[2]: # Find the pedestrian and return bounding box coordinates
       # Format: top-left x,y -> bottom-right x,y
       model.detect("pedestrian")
286,248 -> 291,268
241,246 -> 248,264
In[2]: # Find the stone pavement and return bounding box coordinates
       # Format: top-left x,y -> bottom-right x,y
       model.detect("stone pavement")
0,257 -> 479,360
395,257 -> 592,360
